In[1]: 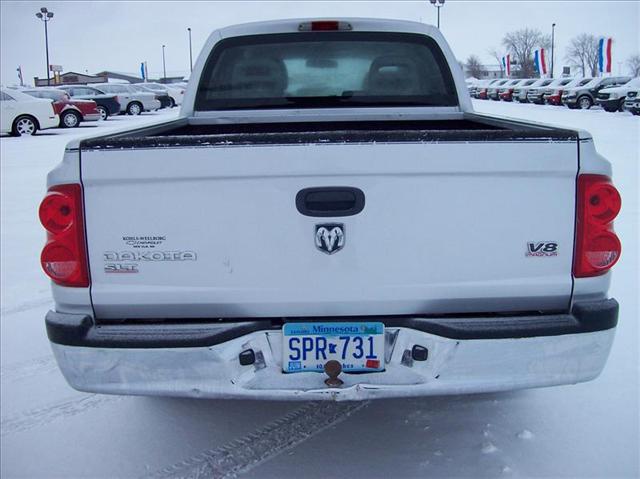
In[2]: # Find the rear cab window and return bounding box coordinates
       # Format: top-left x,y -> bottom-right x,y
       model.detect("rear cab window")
195,32 -> 458,111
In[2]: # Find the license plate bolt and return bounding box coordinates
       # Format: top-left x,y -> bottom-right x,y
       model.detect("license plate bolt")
239,349 -> 255,366
412,345 -> 429,362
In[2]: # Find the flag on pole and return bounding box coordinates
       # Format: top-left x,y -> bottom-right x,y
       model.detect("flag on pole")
534,49 -> 548,77
598,37 -> 613,75
16,66 -> 23,86
501,55 -> 511,77
140,62 -> 146,80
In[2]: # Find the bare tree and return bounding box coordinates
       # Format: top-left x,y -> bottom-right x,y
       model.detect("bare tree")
487,48 -> 504,77
502,28 -> 550,78
565,34 -> 600,77
626,54 -> 640,76
465,55 -> 484,79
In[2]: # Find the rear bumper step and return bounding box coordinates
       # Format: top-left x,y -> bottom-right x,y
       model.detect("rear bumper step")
46,299 -> 618,349
47,300 -> 618,400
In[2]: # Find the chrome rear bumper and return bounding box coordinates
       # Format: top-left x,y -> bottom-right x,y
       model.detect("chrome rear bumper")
47,300 -> 618,400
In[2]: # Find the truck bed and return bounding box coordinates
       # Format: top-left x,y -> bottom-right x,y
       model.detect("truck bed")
79,115 -> 580,151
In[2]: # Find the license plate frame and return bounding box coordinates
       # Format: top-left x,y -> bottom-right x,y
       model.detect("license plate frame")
282,322 -> 385,373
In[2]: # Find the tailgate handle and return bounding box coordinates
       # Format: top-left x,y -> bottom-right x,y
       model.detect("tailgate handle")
296,187 -> 365,217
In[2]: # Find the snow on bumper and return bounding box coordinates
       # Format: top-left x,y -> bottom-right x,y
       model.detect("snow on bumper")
50,325 -> 616,401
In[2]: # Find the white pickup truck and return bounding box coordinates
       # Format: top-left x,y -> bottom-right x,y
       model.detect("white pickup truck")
41,18 -> 621,400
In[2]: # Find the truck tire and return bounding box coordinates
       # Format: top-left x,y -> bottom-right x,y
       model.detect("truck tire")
97,105 -> 109,121
578,95 -> 592,110
60,110 -> 81,128
11,115 -> 39,136
127,102 -> 143,115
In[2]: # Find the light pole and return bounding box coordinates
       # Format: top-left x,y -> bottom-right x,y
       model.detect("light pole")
429,0 -> 445,29
551,23 -> 556,78
162,44 -> 166,83
187,28 -> 193,73
35,7 -> 54,86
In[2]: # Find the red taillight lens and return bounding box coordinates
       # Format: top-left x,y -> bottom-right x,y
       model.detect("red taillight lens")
298,21 -> 352,31
584,182 -> 621,224
39,190 -> 76,233
574,174 -> 621,277
39,184 -> 89,287
311,20 -> 339,30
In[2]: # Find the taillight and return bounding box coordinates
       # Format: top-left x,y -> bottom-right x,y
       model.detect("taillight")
574,174 -> 621,277
298,20 -> 352,31
52,101 -> 63,115
39,184 -> 90,287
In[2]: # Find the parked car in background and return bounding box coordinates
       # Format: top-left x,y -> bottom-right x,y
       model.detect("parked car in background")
525,78 -> 559,104
23,88 -> 100,128
58,85 -> 121,120
1,87 -> 59,136
562,76 -> 631,110
498,79 -> 529,102
511,79 -> 538,102
526,77 -> 575,105
487,79 -> 509,100
473,79 -> 499,99
130,84 -> 172,109
92,83 -> 161,115
466,79 -> 476,96
544,78 -> 592,105
596,77 -> 639,112
623,84 -> 640,115
139,82 -> 185,107
513,78 -> 551,103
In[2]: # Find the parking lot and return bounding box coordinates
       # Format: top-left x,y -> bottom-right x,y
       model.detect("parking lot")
1,99 -> 638,478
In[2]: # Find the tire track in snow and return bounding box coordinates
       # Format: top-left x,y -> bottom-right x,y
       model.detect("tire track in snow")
0,355 -> 58,383
145,400 -> 369,479
1,394 -> 124,437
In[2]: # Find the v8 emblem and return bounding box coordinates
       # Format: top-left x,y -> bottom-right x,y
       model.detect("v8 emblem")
526,242 -> 558,256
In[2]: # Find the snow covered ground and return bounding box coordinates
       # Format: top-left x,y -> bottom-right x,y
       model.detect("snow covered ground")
1,103 -> 638,478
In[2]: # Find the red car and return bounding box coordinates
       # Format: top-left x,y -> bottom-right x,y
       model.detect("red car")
545,91 -> 563,105
23,89 -> 101,128
499,89 -> 514,101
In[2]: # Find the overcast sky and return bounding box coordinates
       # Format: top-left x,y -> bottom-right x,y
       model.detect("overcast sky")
1,1 -> 638,85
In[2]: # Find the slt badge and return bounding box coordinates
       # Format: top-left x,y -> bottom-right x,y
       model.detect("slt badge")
315,224 -> 345,255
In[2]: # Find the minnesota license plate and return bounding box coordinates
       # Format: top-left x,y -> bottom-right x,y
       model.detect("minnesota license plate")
282,322 -> 385,373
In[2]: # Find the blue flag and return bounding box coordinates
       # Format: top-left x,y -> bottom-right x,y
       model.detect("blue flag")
533,50 -> 540,74
598,38 -> 605,74
140,62 -> 145,80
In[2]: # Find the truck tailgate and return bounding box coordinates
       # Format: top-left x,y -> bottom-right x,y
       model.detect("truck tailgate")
80,140 -> 577,320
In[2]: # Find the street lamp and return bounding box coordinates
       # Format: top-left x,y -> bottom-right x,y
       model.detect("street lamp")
429,0 -> 445,29
162,44 -> 166,82
187,28 -> 193,73
35,7 -> 54,86
551,23 -> 556,78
